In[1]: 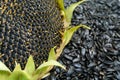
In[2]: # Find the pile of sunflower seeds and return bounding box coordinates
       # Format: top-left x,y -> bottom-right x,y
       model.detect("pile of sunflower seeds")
44,0 -> 120,80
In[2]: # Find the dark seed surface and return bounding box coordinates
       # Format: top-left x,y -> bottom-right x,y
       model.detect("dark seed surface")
0,0 -> 63,70
44,0 -> 120,80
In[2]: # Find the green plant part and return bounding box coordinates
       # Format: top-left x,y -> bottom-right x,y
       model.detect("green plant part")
0,50 -> 65,80
0,0 -> 90,80
0,71 -> 11,80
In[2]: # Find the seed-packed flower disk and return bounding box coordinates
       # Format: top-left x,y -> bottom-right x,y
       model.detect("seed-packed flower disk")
0,0 -> 63,70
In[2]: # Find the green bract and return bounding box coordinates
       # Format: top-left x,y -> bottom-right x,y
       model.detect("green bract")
0,50 -> 65,80
0,0 -> 90,80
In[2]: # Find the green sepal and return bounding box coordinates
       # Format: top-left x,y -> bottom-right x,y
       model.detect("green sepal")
55,0 -> 65,11
62,26 -> 81,45
65,0 -> 85,24
78,24 -> 91,29
48,47 -> 56,60
0,71 -> 11,80
8,62 -> 30,80
62,24 -> 90,46
25,55 -> 35,76
8,71 -> 30,80
0,61 -> 11,72
35,60 -> 66,75
13,63 -> 21,71
0,61 -> 11,80
41,73 -> 50,79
